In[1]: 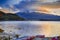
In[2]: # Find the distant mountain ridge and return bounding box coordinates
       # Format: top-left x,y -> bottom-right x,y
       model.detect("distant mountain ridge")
16,12 -> 60,21
0,11 -> 25,21
0,11 -> 60,21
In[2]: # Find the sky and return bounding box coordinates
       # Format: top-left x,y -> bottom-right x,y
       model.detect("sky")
0,0 -> 60,15
0,21 -> 60,37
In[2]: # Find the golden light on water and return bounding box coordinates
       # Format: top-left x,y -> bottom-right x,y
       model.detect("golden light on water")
0,21 -> 60,37
41,22 -> 52,37
35,22 -> 60,37
41,22 -> 60,37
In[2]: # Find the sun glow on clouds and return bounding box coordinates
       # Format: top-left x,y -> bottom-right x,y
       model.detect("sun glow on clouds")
30,6 -> 50,13
25,0 -> 60,16
29,5 -> 60,16
37,0 -> 58,3
0,0 -> 60,16
40,7 -> 60,16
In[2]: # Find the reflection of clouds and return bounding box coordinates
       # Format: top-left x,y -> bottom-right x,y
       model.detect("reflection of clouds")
0,21 -> 60,37
0,21 -> 43,36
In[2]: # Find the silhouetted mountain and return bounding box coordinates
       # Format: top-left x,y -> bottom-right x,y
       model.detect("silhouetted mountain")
16,12 -> 60,21
0,11 -> 60,21
0,11 -> 25,21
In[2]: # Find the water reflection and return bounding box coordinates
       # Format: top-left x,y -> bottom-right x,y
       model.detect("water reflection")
0,21 -> 60,37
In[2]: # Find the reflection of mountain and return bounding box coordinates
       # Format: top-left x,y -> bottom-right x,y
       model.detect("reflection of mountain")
16,12 -> 60,21
0,11 -> 25,21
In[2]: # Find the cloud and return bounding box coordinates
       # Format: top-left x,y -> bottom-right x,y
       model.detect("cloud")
0,0 -> 36,13
0,7 -> 2,9
0,0 -> 21,5
0,0 -> 60,15
37,0 -> 58,3
22,0 -> 60,16
14,1 -> 36,10
14,0 -> 59,10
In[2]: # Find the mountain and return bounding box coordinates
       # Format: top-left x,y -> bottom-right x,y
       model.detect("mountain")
0,11 -> 25,21
16,12 -> 60,21
0,11 -> 60,21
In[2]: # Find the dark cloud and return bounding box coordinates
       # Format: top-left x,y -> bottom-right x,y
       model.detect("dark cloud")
0,0 -> 8,4
57,0 -> 60,2
14,1 -> 36,10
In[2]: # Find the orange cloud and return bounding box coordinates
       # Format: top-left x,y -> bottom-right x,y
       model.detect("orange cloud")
30,5 -> 60,16
36,6 -> 51,13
